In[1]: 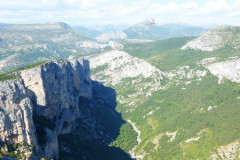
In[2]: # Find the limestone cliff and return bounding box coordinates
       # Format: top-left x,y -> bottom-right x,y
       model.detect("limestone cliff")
0,59 -> 131,160
0,80 -> 37,147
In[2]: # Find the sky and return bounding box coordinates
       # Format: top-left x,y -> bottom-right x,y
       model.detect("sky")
0,0 -> 240,26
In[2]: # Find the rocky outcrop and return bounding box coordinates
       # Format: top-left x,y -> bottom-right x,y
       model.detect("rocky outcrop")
88,50 -> 163,109
89,50 -> 163,85
77,40 -> 123,50
206,57 -> 240,84
181,26 -> 240,51
77,41 -> 108,49
181,28 -> 223,51
95,30 -> 127,43
0,59 -> 130,160
211,139 -> 240,160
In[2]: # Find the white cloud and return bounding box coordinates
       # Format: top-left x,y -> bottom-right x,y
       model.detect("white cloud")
146,2 -> 197,15
201,0 -> 229,14
229,11 -> 240,17
0,0 -> 239,25
186,0 -> 230,15
234,0 -> 240,6
0,0 -> 58,9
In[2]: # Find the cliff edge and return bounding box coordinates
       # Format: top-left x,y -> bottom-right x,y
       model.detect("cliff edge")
0,60 -> 131,160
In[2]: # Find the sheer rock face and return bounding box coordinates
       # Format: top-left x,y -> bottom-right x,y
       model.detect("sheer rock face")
0,80 -> 37,147
20,59 -> 92,117
0,59 -> 92,159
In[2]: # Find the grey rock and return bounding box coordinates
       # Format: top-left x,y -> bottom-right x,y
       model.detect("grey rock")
0,58 -> 130,160
0,59 -> 92,159
0,80 -> 37,147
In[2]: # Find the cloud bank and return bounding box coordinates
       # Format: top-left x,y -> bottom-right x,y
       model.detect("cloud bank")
0,0 -> 239,26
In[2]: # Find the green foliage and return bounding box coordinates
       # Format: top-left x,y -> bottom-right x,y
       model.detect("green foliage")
123,74 -> 240,159
0,143 -> 32,160
90,37 -> 240,159
0,73 -> 17,82
110,123 -> 138,152
123,37 -> 240,71
59,133 -> 132,160
0,60 -> 47,82
13,60 -> 48,71
91,64 -> 108,75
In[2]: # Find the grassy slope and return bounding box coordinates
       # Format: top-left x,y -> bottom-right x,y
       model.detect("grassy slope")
0,23 -> 100,73
123,37 -> 240,71
105,37 -> 240,159
126,75 -> 240,159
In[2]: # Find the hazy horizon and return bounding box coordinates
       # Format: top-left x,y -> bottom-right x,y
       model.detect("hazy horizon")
0,21 -> 237,29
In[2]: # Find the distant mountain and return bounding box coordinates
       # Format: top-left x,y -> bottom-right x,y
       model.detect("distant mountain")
123,23 -> 208,40
95,30 -> 127,43
91,24 -> 130,33
0,22 -> 100,72
0,22 -> 12,27
73,26 -> 103,39
73,23 -> 207,41
73,24 -> 130,39
181,26 -> 240,51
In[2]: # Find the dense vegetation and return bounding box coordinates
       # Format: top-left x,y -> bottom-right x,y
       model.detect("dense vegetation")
0,143 -> 32,160
123,37 -> 240,71
110,123 -> 138,152
92,37 -> 240,159
123,74 -> 240,159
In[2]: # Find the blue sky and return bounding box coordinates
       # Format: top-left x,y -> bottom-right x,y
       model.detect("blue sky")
0,0 -> 240,26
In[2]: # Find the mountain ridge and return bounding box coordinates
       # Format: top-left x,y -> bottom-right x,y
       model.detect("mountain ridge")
181,25 -> 240,51
0,22 -> 99,73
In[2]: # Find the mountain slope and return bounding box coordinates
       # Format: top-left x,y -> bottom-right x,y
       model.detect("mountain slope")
0,22 -> 99,73
181,26 -> 240,51
88,50 -> 163,110
2,23 -> 240,160
89,36 -> 240,159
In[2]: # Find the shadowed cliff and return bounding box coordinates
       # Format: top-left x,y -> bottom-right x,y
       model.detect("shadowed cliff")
0,60 -> 133,160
